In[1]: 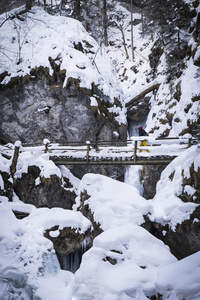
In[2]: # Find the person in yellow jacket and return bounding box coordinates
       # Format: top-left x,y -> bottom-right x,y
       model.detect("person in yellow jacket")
137,126 -> 149,153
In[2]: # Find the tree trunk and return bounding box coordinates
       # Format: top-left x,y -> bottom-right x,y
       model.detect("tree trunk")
125,82 -> 160,107
131,0 -> 134,60
103,0 -> 108,46
118,24 -> 129,59
26,0 -> 33,11
74,0 -> 81,19
141,7 -> 144,37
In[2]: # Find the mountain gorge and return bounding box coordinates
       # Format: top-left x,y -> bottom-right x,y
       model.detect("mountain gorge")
0,0 -> 200,299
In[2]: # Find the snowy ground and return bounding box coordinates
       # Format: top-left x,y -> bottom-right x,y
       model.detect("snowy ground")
0,145 -> 200,299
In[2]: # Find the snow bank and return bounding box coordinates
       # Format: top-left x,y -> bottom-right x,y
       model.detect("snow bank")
75,173 -> 152,230
25,207 -> 92,234
15,151 -> 62,179
72,161 -> 200,299
0,203 -> 91,299
156,251 -> 200,300
1,148 -> 200,299
73,224 -> 177,300
0,198 -> 36,214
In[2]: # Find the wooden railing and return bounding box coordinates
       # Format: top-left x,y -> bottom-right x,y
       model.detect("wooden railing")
0,137 -> 194,169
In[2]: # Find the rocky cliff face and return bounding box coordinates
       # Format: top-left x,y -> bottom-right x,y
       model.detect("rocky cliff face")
0,73 -> 126,145
146,146 -> 200,260
140,165 -> 165,199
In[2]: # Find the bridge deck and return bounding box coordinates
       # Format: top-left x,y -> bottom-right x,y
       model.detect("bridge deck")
50,155 -> 176,165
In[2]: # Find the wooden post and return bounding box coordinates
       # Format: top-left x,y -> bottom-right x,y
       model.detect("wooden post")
86,141 -> 90,162
45,143 -> 48,153
95,140 -> 99,152
134,141 -> 137,163
43,139 -> 50,153
10,141 -> 21,178
188,138 -> 192,148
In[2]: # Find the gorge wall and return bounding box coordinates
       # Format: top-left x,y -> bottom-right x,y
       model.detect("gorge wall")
0,72 -> 127,145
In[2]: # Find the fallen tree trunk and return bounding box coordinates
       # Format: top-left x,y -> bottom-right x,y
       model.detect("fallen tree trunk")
125,82 -> 160,107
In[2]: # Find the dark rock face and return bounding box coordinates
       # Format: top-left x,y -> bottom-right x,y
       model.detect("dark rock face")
44,226 -> 91,273
0,73 -> 126,145
140,165 -> 165,199
14,166 -> 76,209
68,164 -> 125,181
0,0 -> 26,14
165,162 -> 200,259
150,207 -> 200,260
0,67 -> 126,212
180,162 -> 200,204
127,97 -> 151,122
163,207 -> 200,259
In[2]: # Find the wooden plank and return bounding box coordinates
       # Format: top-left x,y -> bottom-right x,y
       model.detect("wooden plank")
51,156 -> 175,166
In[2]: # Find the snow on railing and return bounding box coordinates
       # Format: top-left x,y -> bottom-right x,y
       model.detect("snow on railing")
0,137 -> 195,167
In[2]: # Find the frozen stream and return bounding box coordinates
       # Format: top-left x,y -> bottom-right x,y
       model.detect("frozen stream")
125,119 -> 146,196
124,165 -> 144,196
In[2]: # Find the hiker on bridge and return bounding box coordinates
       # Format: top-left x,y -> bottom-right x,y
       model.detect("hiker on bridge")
137,126 -> 149,153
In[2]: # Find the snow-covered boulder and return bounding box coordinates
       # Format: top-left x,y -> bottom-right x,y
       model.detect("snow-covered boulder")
0,203 -> 92,298
0,146 -> 80,208
73,224 -> 177,300
75,173 -> 152,231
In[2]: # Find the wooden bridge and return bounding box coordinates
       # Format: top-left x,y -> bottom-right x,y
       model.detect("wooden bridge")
48,137 -> 191,165
1,137 -> 192,168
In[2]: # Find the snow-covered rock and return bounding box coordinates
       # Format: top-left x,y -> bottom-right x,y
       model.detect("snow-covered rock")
75,173 -> 152,231
73,224 -> 177,300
